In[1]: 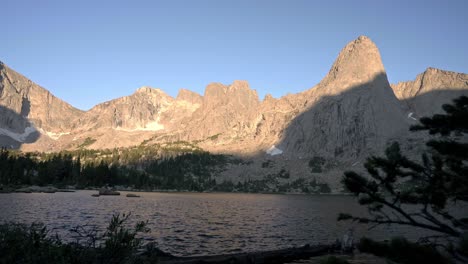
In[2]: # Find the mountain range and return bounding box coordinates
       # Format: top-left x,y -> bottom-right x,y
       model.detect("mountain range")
1,36 -> 467,189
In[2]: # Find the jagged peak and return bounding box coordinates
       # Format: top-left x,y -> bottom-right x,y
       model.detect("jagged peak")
229,80 -> 259,101
422,67 -> 461,75
230,80 -> 250,88
204,82 -> 226,97
176,88 -> 202,103
202,80 -> 259,108
409,67 -> 466,85
177,88 -> 199,97
263,93 -> 275,102
204,80 -> 251,92
331,36 -> 383,76
392,67 -> 468,93
135,86 -> 166,95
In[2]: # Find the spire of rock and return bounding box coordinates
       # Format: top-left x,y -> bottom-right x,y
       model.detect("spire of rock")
176,89 -> 202,104
320,36 -> 388,94
277,36 -> 409,159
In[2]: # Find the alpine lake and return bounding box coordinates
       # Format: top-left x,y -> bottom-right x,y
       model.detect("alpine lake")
0,190 -> 428,257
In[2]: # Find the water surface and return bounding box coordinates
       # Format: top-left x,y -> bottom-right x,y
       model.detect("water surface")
0,191 -> 422,256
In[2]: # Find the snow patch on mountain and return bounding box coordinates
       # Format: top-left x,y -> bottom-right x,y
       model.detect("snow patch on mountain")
0,126 -> 37,142
407,112 -> 417,121
266,145 -> 283,156
40,129 -> 70,140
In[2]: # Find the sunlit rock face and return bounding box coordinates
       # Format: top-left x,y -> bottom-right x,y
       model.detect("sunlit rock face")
63,86 -> 204,149
75,87 -> 174,132
320,36 -> 388,95
0,62 -> 83,131
391,67 -> 468,118
1,36 -> 467,165
1,36 -> 468,190
274,36 -> 409,161
176,88 -> 203,105
185,80 -> 260,139
0,61 -> 83,149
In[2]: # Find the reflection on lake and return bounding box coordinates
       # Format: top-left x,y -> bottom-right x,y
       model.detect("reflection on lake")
0,191 -> 424,256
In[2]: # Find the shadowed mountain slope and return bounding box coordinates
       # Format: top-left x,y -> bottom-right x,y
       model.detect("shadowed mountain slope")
391,67 -> 468,118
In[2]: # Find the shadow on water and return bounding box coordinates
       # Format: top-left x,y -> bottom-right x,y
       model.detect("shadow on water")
0,103 -> 40,149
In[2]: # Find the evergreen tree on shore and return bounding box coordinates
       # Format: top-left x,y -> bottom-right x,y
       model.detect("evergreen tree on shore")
339,96 -> 468,260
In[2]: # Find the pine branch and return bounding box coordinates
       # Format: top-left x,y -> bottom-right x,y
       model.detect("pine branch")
344,215 -> 460,236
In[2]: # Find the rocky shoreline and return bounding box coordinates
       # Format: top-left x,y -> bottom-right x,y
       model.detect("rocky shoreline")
0,185 -> 76,194
0,185 -> 348,196
150,244 -> 332,264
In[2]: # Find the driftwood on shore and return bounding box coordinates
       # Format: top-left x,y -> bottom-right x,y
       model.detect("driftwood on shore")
151,244 -> 331,264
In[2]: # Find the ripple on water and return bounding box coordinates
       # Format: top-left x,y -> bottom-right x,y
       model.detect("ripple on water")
0,191 -> 434,257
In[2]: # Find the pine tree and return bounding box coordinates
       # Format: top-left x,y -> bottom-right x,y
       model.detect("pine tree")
339,96 -> 468,259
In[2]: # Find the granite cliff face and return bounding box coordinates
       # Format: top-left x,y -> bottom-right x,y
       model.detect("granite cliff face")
66,86 -> 204,149
76,87 -> 173,132
277,36 -> 409,161
1,36 -> 467,188
0,62 -> 83,148
181,81 -> 261,147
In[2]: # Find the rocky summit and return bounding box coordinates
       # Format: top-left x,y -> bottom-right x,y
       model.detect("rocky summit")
277,36 -> 409,161
1,36 -> 467,189
391,67 -> 468,118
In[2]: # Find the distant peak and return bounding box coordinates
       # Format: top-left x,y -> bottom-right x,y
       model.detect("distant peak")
424,67 -> 447,74
420,67 -> 463,78
263,93 -> 274,101
135,86 -> 164,94
177,88 -> 191,95
176,88 -> 202,103
231,80 -> 249,87
177,88 -> 201,96
229,80 -> 251,92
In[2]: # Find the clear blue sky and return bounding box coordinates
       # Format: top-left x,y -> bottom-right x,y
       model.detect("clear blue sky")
2,0 -> 467,110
